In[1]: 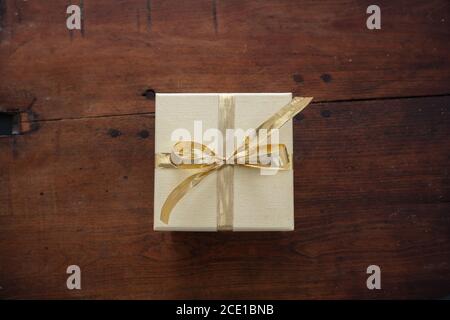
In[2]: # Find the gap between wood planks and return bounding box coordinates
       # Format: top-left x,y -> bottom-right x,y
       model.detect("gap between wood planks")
17,92 -> 450,125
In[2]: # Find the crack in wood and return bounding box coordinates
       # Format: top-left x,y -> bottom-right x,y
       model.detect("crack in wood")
13,0 -> 21,24
212,0 -> 218,34
80,0 -> 85,37
0,0 -> 6,37
14,93 -> 450,124
146,0 -> 152,31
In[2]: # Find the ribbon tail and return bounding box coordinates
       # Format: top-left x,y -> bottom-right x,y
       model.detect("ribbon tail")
160,165 -> 220,224
233,97 -> 313,158
257,97 -> 313,132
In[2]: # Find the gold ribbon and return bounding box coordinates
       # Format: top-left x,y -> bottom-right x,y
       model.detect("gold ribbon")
157,96 -> 313,227
217,95 -> 235,230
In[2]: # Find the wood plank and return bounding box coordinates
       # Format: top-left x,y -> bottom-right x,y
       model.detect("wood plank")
0,96 -> 449,299
0,0 -> 449,120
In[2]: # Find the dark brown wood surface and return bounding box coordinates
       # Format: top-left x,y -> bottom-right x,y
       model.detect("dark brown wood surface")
1,0 -> 449,119
0,0 -> 449,299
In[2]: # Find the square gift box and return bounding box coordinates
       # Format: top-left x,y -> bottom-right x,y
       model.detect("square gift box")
154,93 -> 302,231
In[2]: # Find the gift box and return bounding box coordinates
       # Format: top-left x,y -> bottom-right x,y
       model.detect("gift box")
154,93 -> 312,231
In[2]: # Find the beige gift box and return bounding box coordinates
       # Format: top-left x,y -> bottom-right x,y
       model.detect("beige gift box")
154,93 -> 295,231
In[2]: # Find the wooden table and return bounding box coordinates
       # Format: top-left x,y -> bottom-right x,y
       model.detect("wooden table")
0,0 -> 449,299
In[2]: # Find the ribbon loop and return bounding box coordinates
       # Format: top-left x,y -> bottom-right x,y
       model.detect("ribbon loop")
170,141 -> 221,168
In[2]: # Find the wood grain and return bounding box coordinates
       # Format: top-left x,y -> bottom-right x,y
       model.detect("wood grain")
0,96 -> 449,299
0,0 -> 449,120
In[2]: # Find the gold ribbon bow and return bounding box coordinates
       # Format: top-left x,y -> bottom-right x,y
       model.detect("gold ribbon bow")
157,96 -> 313,226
